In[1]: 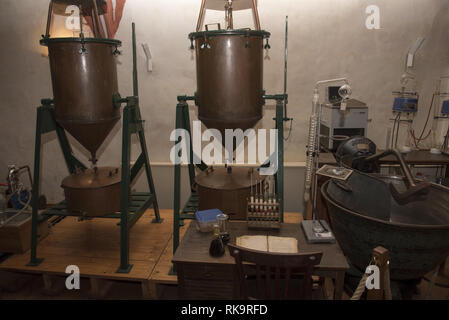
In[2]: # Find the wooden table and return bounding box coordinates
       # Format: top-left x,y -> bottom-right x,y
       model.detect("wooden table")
317,150 -> 449,172
172,221 -> 349,300
379,150 -> 449,168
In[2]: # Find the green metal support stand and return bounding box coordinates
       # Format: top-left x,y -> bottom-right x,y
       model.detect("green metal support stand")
171,94 -> 289,273
28,100 -> 86,267
116,95 -> 163,273
275,98 -> 286,223
27,97 -> 161,274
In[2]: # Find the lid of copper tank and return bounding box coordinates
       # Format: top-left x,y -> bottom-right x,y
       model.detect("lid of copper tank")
61,167 -> 121,189
195,167 -> 263,190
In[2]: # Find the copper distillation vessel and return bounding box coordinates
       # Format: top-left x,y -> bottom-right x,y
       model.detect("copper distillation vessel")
42,0 -> 123,216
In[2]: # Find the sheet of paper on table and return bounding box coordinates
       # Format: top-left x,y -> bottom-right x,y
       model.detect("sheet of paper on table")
236,235 -> 298,253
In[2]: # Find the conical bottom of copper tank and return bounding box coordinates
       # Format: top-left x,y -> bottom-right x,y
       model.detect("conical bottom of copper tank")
58,117 -> 120,159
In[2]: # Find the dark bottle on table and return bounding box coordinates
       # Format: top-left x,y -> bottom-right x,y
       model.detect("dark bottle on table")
209,224 -> 225,257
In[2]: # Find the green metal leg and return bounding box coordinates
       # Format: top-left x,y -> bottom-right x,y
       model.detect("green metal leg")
117,105 -> 133,273
55,123 -> 86,173
182,105 -> 195,189
28,103 -> 87,267
173,103 -> 184,255
28,108 -> 44,267
275,100 -> 285,222
138,125 -> 162,224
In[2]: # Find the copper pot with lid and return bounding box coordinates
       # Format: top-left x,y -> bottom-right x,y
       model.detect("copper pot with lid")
195,166 -> 264,220
61,166 -> 122,217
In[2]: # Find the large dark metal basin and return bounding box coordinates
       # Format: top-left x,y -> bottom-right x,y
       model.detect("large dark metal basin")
322,171 -> 449,280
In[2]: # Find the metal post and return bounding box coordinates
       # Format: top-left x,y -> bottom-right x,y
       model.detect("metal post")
55,119 -> 86,173
138,125 -> 162,223
132,23 -> 138,97
275,99 -> 285,222
182,105 -> 195,189
173,103 -> 185,255
28,107 -> 44,266
117,104 -> 132,273
131,97 -> 162,223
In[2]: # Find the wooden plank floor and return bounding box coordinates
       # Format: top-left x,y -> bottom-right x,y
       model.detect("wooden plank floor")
0,209 -> 175,282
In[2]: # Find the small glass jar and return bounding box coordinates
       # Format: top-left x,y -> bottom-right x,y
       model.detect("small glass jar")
217,214 -> 229,234
217,214 -> 230,244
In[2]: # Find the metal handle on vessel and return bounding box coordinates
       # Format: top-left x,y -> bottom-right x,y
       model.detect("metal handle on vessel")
364,149 -> 434,204
364,149 -> 416,187
205,23 -> 221,31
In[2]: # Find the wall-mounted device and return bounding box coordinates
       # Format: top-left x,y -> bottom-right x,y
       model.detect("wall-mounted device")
442,100 -> 449,115
320,99 -> 369,152
392,92 -> 419,113
406,37 -> 425,68
391,37 -> 424,115
142,43 -> 153,72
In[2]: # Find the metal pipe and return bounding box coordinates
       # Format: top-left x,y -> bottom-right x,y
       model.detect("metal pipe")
79,4 -> 84,36
91,0 -> 103,38
365,149 -> 417,187
283,16 -> 288,117
311,103 -> 323,220
132,22 -> 138,97
225,0 -> 233,30
45,0 -> 54,38
315,78 -> 349,91
252,0 -> 261,30
196,0 -> 206,32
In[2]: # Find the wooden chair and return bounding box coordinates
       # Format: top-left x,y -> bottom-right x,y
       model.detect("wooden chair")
228,244 -> 323,300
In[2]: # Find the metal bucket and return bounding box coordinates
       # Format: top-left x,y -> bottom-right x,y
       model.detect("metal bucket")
195,166 -> 264,220
322,171 -> 449,280
190,30 -> 270,140
41,37 -> 121,159
61,166 -> 121,217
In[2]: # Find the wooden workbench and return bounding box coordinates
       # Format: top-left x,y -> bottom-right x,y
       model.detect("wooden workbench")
172,221 -> 349,300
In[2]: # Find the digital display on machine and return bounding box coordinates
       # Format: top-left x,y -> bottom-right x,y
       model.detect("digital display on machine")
442,100 -> 449,115
393,97 -> 419,113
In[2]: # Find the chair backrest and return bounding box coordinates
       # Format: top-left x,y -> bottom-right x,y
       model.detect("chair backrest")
228,243 -> 322,300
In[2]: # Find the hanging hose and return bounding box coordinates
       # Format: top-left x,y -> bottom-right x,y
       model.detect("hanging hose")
391,113 -> 400,148
410,93 -> 435,149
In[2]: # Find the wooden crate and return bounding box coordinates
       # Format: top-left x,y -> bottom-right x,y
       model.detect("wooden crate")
0,211 -> 49,253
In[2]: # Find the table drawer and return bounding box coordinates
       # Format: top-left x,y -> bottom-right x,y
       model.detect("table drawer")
180,264 -> 234,281
181,279 -> 234,300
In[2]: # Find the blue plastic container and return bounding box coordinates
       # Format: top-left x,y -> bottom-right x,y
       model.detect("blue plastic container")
195,208 -> 223,232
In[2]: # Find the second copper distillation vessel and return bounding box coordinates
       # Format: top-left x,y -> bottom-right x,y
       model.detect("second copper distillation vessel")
191,0 -> 270,219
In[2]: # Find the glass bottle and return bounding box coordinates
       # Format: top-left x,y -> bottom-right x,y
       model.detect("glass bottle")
209,224 -> 225,257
